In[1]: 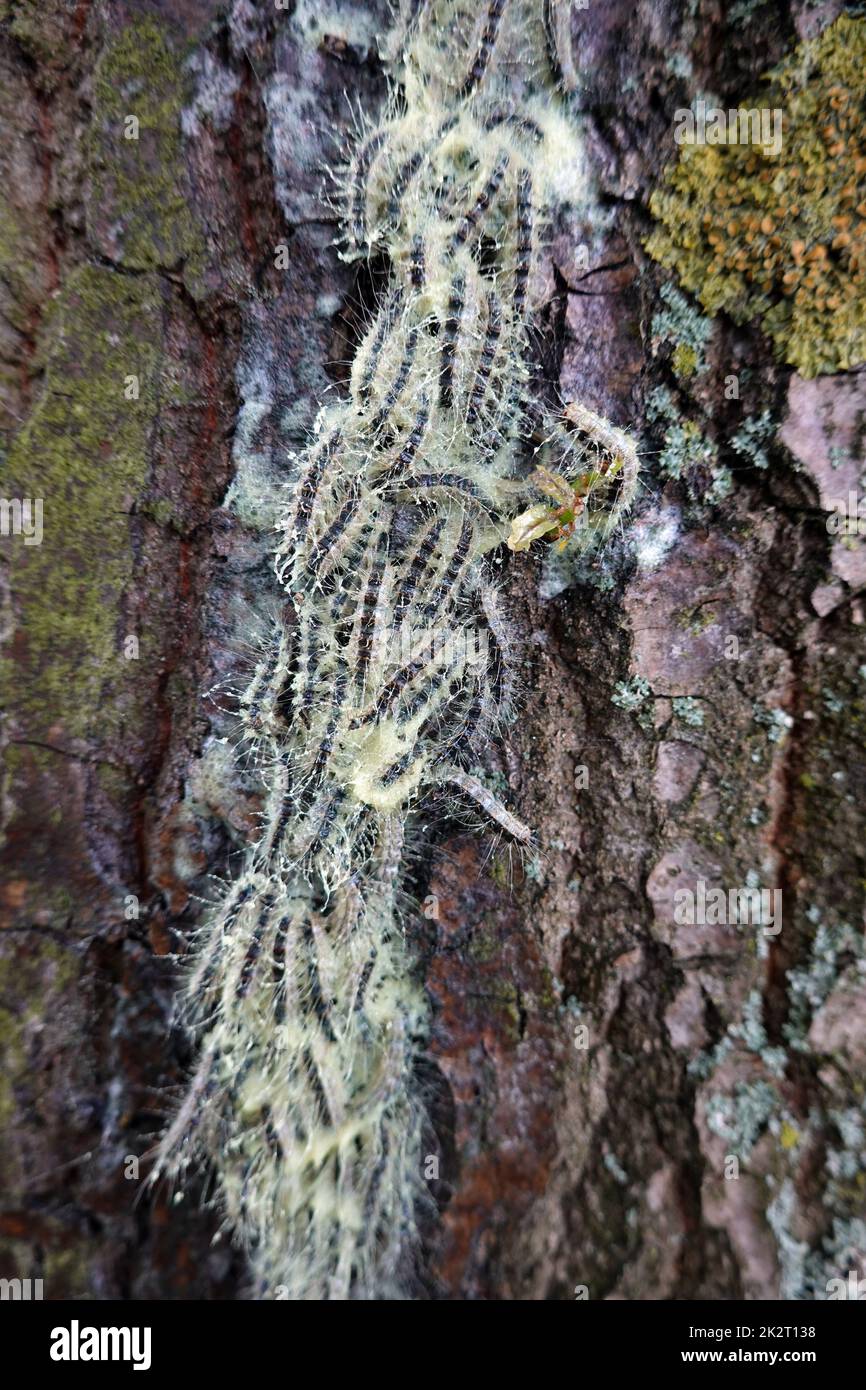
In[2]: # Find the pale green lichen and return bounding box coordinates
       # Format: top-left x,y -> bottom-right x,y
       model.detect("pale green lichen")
672,696 -> 704,727
727,0 -> 770,22
690,881 -> 866,1297
755,705 -> 794,744
783,920 -> 864,1052
690,987 -> 786,1082
706,1079 -> 779,1156
611,675 -> 652,712
731,411 -> 775,471
650,282 -> 714,379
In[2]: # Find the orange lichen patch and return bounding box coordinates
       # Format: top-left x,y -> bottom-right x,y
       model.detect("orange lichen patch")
646,16 -> 866,377
0,880 -> 30,912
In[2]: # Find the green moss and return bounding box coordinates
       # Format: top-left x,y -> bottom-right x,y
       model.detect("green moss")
0,265 -> 165,740
489,855 -> 510,888
671,343 -> 698,378
493,979 -> 523,1043
42,1247 -> 90,1298
0,198 -> 40,338
677,602 -> 717,635
646,15 -> 866,376
141,495 -> 183,530
536,966 -> 557,1013
87,16 -> 207,284
468,926 -> 499,963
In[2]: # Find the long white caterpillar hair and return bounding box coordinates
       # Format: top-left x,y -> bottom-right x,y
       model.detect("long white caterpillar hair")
155,0 -> 639,1300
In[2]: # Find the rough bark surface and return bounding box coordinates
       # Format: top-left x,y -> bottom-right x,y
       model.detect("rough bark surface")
1,0 -> 863,1300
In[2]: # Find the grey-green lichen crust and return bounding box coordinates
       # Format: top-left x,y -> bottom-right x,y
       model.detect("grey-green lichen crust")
1,267 -> 165,742
87,16 -> 208,285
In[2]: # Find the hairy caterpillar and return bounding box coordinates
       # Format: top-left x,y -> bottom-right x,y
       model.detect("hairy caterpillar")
156,0 -> 639,1300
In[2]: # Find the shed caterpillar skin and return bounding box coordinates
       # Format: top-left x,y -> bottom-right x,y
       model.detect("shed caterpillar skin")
156,0 -> 639,1300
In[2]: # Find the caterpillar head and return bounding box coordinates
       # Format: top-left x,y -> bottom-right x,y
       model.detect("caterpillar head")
508,402 -> 642,554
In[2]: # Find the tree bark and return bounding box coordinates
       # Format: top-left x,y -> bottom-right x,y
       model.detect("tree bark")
1,0 -> 863,1301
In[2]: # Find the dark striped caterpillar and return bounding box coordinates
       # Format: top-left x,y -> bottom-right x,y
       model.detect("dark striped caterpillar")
156,0 -> 638,1300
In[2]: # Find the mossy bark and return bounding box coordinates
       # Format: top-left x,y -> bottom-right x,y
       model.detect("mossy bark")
1,0 -> 863,1301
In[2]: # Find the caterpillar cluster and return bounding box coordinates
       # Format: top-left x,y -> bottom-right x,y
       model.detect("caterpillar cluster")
156,0 -> 639,1300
